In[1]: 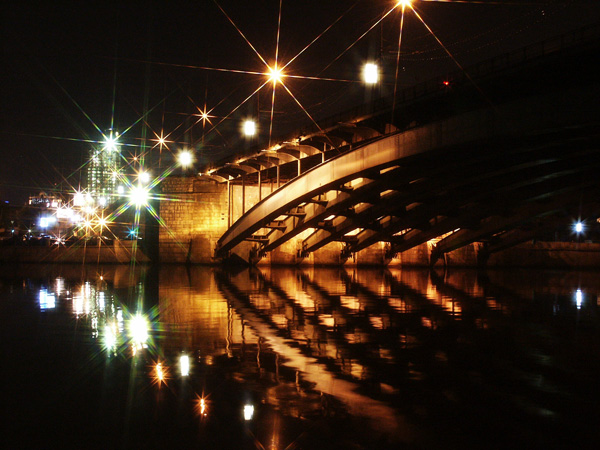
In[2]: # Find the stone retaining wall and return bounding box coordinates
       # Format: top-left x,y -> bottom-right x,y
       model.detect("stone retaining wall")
159,176 -> 600,267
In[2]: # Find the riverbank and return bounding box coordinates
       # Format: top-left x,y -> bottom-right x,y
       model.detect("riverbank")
0,240 -> 150,264
2,240 -> 600,268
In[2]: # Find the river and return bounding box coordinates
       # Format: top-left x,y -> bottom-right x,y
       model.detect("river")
1,264 -> 599,449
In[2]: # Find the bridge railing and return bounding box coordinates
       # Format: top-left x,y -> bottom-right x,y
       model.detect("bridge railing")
315,22 -> 600,132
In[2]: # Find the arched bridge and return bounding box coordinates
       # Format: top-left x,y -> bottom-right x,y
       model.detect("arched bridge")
209,25 -> 600,265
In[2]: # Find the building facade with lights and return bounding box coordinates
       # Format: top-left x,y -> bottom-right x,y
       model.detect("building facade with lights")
86,132 -> 122,206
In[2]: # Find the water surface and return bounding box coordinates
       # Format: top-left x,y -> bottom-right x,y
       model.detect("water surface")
1,264 -> 599,449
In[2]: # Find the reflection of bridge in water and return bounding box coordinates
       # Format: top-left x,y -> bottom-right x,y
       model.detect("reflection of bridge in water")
155,265 -> 600,447
157,25 -> 600,266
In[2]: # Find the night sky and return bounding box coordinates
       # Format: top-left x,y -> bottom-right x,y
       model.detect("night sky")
2,0 -> 600,203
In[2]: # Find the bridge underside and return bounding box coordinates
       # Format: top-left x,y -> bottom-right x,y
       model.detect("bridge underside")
216,125 -> 600,265
211,29 -> 600,266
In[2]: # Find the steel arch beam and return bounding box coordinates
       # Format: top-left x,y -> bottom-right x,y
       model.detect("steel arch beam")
215,83 -> 600,259
302,138 -> 599,256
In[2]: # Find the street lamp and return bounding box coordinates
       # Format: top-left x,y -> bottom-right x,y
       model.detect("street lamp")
363,63 -> 379,85
178,150 -> 193,168
138,171 -> 151,184
243,119 -> 256,137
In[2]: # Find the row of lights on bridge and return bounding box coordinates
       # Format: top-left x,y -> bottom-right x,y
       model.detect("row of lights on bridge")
240,61 -> 403,138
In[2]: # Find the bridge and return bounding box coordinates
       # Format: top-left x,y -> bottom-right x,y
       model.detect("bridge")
159,25 -> 600,266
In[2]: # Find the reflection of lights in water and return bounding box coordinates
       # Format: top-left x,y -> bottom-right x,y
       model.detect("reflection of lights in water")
99,292 -> 105,312
117,309 -> 124,333
39,289 -> 56,310
340,295 -> 361,311
271,314 -> 287,329
129,314 -> 149,347
104,324 -> 118,352
55,278 -> 64,296
243,404 -> 254,421
369,316 -> 384,329
155,362 -> 167,386
388,297 -> 409,313
195,395 -> 209,417
576,289 -> 583,310
73,288 -> 84,316
180,355 -> 190,377
319,315 -> 335,328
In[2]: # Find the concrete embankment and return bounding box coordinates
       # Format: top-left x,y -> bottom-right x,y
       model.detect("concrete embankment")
4,238 -> 600,268
0,240 -> 150,264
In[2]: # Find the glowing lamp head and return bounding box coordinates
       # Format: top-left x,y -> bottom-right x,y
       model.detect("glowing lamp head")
397,0 -> 413,7
575,221 -> 583,233
104,135 -> 118,152
268,65 -> 283,85
178,150 -> 194,168
129,186 -> 150,207
363,63 -> 379,84
138,171 -> 151,184
243,119 -> 256,137
73,192 -> 85,207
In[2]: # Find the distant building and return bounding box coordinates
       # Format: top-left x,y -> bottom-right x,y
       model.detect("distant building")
28,191 -> 63,208
86,130 -> 122,206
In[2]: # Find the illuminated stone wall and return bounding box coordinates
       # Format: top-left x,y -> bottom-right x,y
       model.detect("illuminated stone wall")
159,177 -> 228,263
159,176 -> 600,267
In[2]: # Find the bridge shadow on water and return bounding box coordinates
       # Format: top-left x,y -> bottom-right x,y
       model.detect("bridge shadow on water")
1,263 -> 599,449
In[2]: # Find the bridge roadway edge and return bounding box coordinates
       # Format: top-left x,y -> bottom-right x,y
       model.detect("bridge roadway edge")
159,29 -> 600,267
207,87 -> 599,266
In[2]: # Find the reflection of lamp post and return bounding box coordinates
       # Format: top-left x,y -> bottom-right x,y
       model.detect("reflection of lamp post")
243,404 -> 254,421
576,289 -> 583,310
180,354 -> 190,377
